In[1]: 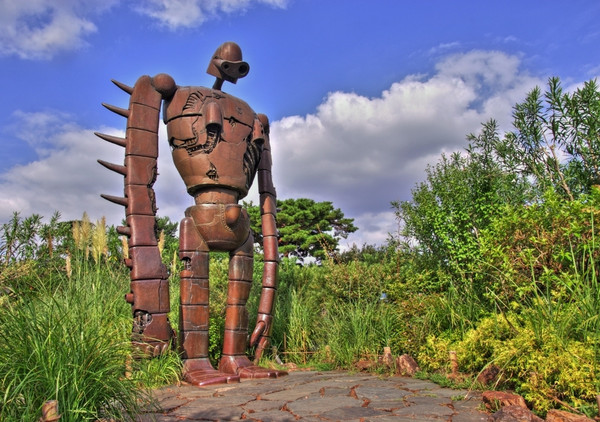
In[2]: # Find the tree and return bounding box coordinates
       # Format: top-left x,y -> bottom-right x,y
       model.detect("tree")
392,76 -> 600,285
245,198 -> 357,260
505,77 -> 600,199
392,120 -> 530,280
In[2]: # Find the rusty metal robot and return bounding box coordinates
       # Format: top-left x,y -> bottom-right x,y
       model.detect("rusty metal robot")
96,42 -> 286,386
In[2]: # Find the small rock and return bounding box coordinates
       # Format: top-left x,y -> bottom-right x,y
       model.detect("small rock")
482,391 -> 527,411
545,409 -> 595,422
489,405 -> 543,422
355,359 -> 375,371
382,347 -> 394,367
395,354 -> 420,376
477,364 -> 500,386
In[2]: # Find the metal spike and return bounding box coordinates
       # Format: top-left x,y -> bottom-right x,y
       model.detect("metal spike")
111,79 -> 133,95
101,194 -> 128,207
98,159 -> 127,176
117,225 -> 131,236
102,103 -> 129,118
94,132 -> 126,148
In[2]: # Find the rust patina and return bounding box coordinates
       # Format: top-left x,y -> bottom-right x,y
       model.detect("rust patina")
97,42 -> 286,386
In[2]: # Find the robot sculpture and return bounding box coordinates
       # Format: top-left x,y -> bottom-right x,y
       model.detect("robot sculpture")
96,42 -> 287,386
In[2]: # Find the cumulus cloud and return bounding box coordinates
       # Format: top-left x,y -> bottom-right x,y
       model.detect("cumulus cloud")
0,0 -> 287,59
135,0 -> 288,30
0,110 -> 189,227
270,50 -> 542,246
0,50 -> 542,247
0,0 -> 117,59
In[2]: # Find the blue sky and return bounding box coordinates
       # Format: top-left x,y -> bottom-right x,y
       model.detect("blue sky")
1,0 -> 599,247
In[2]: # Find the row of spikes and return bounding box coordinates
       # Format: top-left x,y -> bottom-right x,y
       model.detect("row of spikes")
95,79 -> 133,239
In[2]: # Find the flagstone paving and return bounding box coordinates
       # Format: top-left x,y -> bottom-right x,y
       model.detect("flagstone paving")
138,370 -> 489,421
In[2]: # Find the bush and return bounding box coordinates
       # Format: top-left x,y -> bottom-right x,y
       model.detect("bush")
478,188 -> 600,303
319,300 -> 401,368
0,271 -> 145,421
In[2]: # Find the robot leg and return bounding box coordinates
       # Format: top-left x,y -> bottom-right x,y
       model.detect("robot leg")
179,217 -> 239,385
218,233 -> 282,378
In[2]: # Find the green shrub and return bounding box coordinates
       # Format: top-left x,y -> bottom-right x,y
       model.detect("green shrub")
0,272 -> 145,421
478,189 -> 600,304
418,311 -> 599,416
321,301 -> 401,368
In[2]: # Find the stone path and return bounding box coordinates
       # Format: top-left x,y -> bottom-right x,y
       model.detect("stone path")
138,370 -> 489,421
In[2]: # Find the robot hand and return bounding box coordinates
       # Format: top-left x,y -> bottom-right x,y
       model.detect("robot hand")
250,313 -> 273,361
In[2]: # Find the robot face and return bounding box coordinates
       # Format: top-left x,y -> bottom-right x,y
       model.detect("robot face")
206,42 -> 249,84
216,59 -> 249,82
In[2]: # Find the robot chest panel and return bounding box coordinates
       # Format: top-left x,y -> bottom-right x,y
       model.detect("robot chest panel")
165,87 -> 258,195
166,114 -> 252,152
164,86 -> 255,144
171,141 -> 249,194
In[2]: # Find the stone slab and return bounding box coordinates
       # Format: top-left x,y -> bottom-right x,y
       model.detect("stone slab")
139,371 -> 490,421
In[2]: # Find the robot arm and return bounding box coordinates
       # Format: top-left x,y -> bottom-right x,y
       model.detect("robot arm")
97,74 -> 176,355
249,114 -> 279,361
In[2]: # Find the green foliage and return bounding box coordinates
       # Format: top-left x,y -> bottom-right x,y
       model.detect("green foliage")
130,350 -> 182,389
320,301 -> 401,368
478,188 -> 600,302
0,264 -> 145,421
1,212 -> 45,264
389,76 -> 600,415
264,258 -> 322,356
337,243 -> 395,264
413,200 -> 600,416
420,311 -> 599,416
392,120 -> 530,285
506,77 -> 600,198
245,198 -> 357,260
320,258 -> 394,303
423,280 -> 489,336
4,76 -> 600,420
282,288 -> 317,363
155,215 -> 180,268
0,212 -> 185,420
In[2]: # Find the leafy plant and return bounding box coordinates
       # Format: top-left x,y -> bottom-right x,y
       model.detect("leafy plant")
0,269 -> 145,421
245,198 -> 357,260
321,300 -> 400,368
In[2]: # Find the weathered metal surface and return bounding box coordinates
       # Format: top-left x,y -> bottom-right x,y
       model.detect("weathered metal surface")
99,42 -> 286,385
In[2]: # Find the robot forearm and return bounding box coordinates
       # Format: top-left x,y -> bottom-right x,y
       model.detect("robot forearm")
257,113 -> 278,319
250,115 -> 279,359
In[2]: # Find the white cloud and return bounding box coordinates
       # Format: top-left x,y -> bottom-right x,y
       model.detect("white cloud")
0,0 -> 117,60
270,50 -> 542,246
0,50 -> 543,248
428,41 -> 461,55
0,111 -> 189,227
135,0 -> 288,30
342,211 -> 397,250
0,0 -> 287,59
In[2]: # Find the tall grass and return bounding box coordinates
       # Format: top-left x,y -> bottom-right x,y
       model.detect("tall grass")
322,301 -> 400,367
566,236 -> 600,355
424,277 -> 489,337
0,261 -> 147,421
284,288 -> 317,363
520,232 -> 600,389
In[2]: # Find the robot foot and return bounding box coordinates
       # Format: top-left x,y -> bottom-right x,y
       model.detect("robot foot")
219,355 -> 288,379
183,358 -> 240,386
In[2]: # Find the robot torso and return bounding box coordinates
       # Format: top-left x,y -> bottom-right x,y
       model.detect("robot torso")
163,86 -> 265,199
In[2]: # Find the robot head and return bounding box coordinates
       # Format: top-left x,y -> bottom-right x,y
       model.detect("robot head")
207,42 -> 249,85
